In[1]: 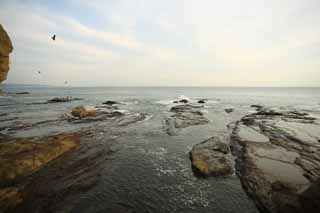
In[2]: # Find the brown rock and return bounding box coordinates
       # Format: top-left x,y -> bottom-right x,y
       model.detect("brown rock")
0,133 -> 80,183
0,187 -> 24,212
0,24 -> 13,83
190,137 -> 234,177
71,106 -> 96,118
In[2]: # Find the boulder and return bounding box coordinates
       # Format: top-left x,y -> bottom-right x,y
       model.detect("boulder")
71,106 -> 96,119
0,24 -> 13,83
231,108 -> 320,213
190,137 -> 234,177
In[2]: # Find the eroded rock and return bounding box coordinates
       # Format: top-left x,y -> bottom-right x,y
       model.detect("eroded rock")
0,24 -> 13,83
165,104 -> 209,135
231,107 -> 320,213
190,137 -> 234,177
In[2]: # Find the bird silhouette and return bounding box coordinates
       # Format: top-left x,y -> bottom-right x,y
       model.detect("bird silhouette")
38,71 -> 41,74
52,34 -> 56,41
64,81 -> 68,84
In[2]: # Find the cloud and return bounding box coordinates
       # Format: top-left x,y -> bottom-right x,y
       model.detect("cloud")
0,0 -> 319,86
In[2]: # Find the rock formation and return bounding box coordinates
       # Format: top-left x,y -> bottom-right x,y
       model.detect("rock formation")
71,106 -> 97,119
0,133 -> 80,183
190,137 -> 234,177
0,24 -> 13,83
0,133 -> 79,212
231,108 -> 320,213
165,104 -> 209,135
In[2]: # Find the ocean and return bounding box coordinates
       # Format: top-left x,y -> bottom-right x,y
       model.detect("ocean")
1,86 -> 320,212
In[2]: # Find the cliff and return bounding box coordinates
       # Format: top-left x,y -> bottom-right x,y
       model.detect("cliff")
0,24 -> 13,83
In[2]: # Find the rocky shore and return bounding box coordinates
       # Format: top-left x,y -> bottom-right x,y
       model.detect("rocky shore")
1,93 -> 320,213
0,99 -> 149,212
0,133 -> 80,212
190,106 -> 320,212
231,107 -> 320,213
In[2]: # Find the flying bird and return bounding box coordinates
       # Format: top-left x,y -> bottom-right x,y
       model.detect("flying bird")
51,34 -> 56,41
38,71 -> 41,74
64,81 -> 68,84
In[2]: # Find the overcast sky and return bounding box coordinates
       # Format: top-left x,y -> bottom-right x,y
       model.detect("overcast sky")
1,0 -> 319,86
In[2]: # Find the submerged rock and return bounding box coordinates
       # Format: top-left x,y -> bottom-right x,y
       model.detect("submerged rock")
0,24 -> 13,83
190,137 -> 234,177
231,107 -> 320,213
0,133 -> 79,183
71,106 -> 97,119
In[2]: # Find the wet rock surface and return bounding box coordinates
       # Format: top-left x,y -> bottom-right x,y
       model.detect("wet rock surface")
231,108 -> 320,213
71,106 -> 97,118
0,187 -> 24,213
0,133 -> 80,212
165,104 -> 209,135
190,137 -> 234,177
0,133 -> 80,183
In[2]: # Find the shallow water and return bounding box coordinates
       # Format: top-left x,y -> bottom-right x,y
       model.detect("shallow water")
1,86 -> 320,212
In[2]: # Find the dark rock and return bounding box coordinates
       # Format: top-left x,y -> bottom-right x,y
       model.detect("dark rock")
198,99 -> 207,104
102,100 -> 119,105
190,137 -> 233,177
231,108 -> 320,213
250,104 -> 263,110
15,92 -> 30,95
48,97 -> 72,103
225,108 -> 234,113
47,96 -> 82,103
179,99 -> 189,104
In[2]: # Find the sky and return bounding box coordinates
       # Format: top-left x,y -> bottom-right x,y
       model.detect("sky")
0,0 -> 319,87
